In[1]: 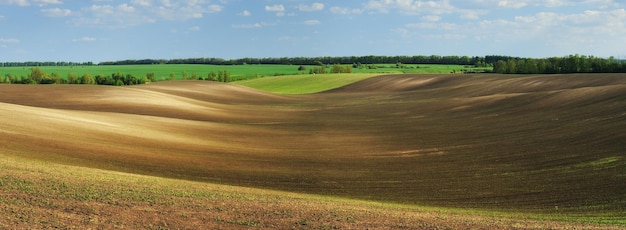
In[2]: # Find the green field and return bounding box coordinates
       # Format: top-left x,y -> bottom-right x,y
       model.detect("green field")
234,73 -> 383,94
0,64 -> 488,82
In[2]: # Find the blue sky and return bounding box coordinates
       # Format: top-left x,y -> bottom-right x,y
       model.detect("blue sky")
1,0 -> 625,63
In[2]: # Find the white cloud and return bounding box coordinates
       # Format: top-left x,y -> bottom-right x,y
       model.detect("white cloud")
406,22 -> 458,30
482,9 -> 626,53
131,0 -> 151,7
497,0 -> 527,8
298,2 -> 324,12
265,4 -> 284,12
0,0 -> 30,6
265,4 -> 285,16
189,25 -> 200,31
543,0 -> 568,7
33,0 -> 62,6
207,4 -> 222,13
117,3 -> 135,13
233,21 -> 275,29
160,0 -> 172,7
0,38 -> 20,43
72,4 -> 155,28
475,0 -> 620,8
459,9 -> 487,20
392,7 -> 626,56
73,1 -> 223,28
239,9 -> 251,16
0,0 -> 63,7
329,6 -> 362,15
233,23 -> 263,29
304,19 -> 320,25
72,36 -> 96,42
366,0 -> 456,15
421,15 -> 441,22
41,7 -> 71,17
88,4 -> 114,16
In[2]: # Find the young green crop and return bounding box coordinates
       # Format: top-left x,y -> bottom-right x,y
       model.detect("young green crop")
234,73 -> 382,94
1,153 -> 621,229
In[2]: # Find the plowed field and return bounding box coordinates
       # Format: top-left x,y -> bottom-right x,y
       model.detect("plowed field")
1,74 -> 624,224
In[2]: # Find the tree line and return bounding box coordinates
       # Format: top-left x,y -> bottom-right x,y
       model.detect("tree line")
1,61 -> 95,67
491,55 -> 626,74
98,55 -> 485,66
3,54 -> 625,75
1,68 -> 232,85
3,56 -> 484,66
90,55 -> 626,74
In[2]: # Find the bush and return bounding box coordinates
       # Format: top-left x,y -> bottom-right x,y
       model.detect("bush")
309,66 -> 326,74
330,64 -> 352,73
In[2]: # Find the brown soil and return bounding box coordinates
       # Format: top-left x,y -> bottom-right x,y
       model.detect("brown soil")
1,74 -> 625,220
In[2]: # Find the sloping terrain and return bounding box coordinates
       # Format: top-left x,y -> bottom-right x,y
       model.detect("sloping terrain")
1,74 -> 625,216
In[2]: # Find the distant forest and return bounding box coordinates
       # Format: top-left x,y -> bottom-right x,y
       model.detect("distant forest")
2,55 -> 626,74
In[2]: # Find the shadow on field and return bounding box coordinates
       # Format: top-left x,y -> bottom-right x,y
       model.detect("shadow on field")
1,74 -> 625,213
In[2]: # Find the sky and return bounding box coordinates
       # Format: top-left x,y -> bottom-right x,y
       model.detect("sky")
0,0 -> 625,63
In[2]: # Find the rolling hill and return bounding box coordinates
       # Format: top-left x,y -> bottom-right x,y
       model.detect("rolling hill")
1,73 -> 625,228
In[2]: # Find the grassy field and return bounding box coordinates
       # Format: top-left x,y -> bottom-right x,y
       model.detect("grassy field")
1,73 -> 624,228
0,64 -> 486,81
233,73 -> 382,94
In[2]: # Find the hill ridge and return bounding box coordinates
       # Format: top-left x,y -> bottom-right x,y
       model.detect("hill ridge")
0,74 -> 624,214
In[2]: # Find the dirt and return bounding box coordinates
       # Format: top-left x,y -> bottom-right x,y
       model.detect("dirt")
1,74 -> 625,215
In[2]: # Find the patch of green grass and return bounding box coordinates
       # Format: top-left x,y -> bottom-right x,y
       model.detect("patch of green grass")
233,73 -> 382,94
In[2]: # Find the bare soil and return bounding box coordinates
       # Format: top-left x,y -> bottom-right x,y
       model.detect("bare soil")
1,74 -> 625,227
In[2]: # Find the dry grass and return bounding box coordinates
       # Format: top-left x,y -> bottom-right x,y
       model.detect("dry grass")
1,73 -> 625,228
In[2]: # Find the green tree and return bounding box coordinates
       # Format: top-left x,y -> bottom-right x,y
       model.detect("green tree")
29,67 -> 49,84
138,76 -> 149,84
95,74 -> 107,85
207,71 -> 217,81
81,73 -> 95,84
146,72 -> 157,82
493,60 -> 506,73
395,62 -> 407,69
49,72 -> 63,84
505,60 -> 516,74
124,74 -> 138,85
6,74 -> 17,84
217,70 -> 224,82
330,64 -> 353,73
67,73 -> 79,84
309,66 -> 326,74
223,70 -> 231,82
112,71 -> 124,83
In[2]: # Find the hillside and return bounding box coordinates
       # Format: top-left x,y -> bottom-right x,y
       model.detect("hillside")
1,74 -> 625,227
